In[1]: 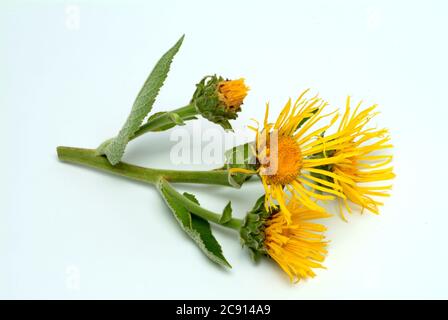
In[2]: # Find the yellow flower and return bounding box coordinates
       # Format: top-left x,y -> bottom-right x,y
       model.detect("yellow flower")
192,76 -> 249,130
327,97 -> 395,219
217,78 -> 250,112
241,197 -> 330,282
232,90 -> 349,222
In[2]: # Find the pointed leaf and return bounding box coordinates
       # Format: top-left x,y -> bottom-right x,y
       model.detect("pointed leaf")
295,107 -> 319,131
99,35 -> 185,165
138,111 -> 196,132
220,201 -> 232,224
158,182 -> 231,268
224,142 -> 257,188
168,112 -> 185,125
183,192 -> 200,204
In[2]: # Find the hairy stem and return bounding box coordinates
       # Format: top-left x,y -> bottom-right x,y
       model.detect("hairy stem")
159,179 -> 243,230
131,104 -> 197,140
57,146 -> 235,187
57,146 -> 243,230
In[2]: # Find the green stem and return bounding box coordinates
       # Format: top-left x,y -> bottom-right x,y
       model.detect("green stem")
57,146 -> 234,187
131,104 -> 197,140
160,179 -> 243,231
57,146 -> 243,230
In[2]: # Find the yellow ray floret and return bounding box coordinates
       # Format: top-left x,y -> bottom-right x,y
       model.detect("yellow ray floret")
217,78 -> 250,112
328,97 -> 395,219
241,90 -> 352,222
264,200 -> 330,282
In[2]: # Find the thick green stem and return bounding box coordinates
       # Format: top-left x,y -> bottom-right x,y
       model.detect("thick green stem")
57,146 -> 234,187
57,146 -> 243,231
160,179 -> 243,230
131,104 -> 197,140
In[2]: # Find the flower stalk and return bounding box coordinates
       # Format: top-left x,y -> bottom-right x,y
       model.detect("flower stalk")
131,103 -> 197,139
158,179 -> 243,230
57,146 -> 243,231
129,76 -> 250,140
57,146 -> 236,187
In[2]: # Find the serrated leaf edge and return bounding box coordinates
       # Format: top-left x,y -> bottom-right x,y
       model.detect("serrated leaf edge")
100,35 -> 185,164
158,181 -> 231,268
219,201 -> 233,224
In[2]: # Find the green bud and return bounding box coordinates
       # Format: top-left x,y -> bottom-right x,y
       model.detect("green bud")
191,75 -> 249,130
239,195 -> 272,260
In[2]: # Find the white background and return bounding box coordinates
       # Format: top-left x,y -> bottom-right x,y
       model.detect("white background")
1,0 -> 447,299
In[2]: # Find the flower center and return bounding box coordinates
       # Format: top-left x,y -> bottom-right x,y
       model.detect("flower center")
217,79 -> 249,112
259,135 -> 303,185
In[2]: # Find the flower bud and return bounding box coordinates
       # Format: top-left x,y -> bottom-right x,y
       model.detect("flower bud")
241,196 -> 329,282
239,196 -> 271,260
191,75 -> 249,130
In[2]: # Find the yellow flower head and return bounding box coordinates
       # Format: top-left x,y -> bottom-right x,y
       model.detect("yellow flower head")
217,78 -> 250,112
192,75 -> 249,130
328,97 -> 395,219
264,201 -> 329,282
233,90 -> 348,222
240,197 -> 329,283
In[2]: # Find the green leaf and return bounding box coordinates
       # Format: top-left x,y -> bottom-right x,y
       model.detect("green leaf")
295,107 -> 319,131
184,192 -> 232,225
142,111 -> 196,132
145,111 -> 166,123
99,35 -> 185,165
168,112 -> 185,125
224,142 -> 257,188
220,201 -> 232,224
158,183 -> 231,268
95,138 -> 113,156
182,192 -> 199,204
